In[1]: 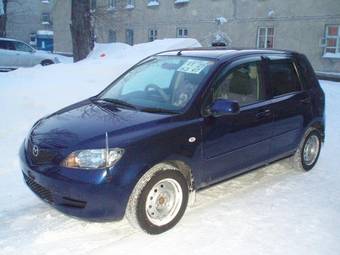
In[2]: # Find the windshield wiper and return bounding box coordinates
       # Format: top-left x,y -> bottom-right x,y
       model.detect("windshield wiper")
98,98 -> 138,110
141,107 -> 178,114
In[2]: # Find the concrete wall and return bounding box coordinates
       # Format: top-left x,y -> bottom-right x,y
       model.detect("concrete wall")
53,0 -> 340,72
53,0 -> 72,54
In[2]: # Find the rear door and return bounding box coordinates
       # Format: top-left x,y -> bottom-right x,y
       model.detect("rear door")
265,55 -> 313,158
13,41 -> 35,67
0,40 -> 17,68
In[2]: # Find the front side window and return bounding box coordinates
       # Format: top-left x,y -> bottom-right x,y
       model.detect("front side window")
324,25 -> 340,56
268,60 -> 301,97
100,56 -> 215,112
212,61 -> 264,106
148,29 -> 158,42
257,27 -> 274,49
14,41 -> 33,52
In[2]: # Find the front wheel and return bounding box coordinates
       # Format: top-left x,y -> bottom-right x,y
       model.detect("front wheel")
291,128 -> 322,171
41,60 -> 54,66
126,169 -> 189,234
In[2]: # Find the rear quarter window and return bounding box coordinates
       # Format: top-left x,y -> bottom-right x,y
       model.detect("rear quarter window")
296,55 -> 317,90
268,59 -> 301,97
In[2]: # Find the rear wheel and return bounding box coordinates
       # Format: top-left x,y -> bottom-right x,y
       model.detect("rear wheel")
126,168 -> 189,234
41,60 -> 54,66
291,128 -> 322,171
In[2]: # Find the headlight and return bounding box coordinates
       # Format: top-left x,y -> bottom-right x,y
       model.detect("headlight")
62,148 -> 124,169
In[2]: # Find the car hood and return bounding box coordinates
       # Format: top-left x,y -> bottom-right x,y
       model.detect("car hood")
29,99 -> 174,149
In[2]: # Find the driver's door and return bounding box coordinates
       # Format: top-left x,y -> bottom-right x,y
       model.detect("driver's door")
201,56 -> 274,184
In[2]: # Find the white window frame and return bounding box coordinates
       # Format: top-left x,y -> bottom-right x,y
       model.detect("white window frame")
148,0 -> 159,7
41,13 -> 51,25
256,27 -> 274,49
108,0 -> 116,10
177,27 -> 188,38
148,29 -> 158,42
323,25 -> 340,58
126,0 -> 135,9
90,0 -> 97,12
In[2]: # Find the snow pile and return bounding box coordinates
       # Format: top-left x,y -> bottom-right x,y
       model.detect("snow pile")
0,38 -> 201,136
0,38 -> 340,254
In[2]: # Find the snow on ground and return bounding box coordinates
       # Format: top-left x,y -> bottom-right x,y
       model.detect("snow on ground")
0,39 -> 340,255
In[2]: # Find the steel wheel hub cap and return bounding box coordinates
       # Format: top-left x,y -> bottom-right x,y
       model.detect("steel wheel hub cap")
303,134 -> 320,166
145,178 -> 183,226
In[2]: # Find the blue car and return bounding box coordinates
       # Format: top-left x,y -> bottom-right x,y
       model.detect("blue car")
20,48 -> 325,234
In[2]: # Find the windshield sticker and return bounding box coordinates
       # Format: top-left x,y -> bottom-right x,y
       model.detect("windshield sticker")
177,60 -> 211,74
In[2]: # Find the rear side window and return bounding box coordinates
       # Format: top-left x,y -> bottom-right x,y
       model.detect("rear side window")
296,55 -> 317,90
0,40 -> 15,50
268,60 -> 301,97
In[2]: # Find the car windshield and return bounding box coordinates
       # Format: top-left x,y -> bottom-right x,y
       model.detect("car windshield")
99,55 -> 215,113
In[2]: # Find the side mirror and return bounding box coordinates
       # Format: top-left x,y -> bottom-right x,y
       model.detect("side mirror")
208,99 -> 240,117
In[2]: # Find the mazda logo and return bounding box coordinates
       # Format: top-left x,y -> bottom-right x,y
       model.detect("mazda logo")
32,145 -> 39,157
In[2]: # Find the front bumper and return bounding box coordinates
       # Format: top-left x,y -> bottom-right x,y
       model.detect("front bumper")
19,143 -> 129,221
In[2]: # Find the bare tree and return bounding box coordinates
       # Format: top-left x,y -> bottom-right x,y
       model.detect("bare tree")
70,0 -> 94,62
0,0 -> 7,37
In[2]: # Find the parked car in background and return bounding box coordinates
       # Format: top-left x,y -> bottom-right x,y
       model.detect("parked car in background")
20,48 -> 325,234
0,38 -> 60,71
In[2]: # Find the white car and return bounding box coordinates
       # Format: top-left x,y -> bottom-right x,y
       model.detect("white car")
0,37 -> 60,71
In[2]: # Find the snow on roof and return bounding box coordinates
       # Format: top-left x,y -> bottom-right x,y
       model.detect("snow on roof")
37,30 -> 54,36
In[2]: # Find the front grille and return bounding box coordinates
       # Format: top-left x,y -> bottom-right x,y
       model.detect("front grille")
23,173 -> 54,203
27,139 -> 58,165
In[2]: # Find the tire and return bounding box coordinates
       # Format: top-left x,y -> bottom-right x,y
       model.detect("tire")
126,167 -> 189,235
41,60 -> 54,66
291,128 -> 322,171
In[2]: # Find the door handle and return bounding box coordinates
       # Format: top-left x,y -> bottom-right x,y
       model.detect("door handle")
256,109 -> 271,119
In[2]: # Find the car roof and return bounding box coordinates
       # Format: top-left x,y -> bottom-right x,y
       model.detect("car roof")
0,37 -> 19,42
157,47 -> 298,61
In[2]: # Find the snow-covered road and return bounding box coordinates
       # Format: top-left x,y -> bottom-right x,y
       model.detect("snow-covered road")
0,40 -> 339,255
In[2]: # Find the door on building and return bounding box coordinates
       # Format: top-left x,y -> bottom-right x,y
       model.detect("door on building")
126,29 -> 134,45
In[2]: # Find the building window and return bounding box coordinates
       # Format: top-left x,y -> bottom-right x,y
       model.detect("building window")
108,30 -> 116,43
324,25 -> 340,58
256,27 -> 274,49
126,29 -> 134,45
90,0 -> 97,12
177,27 -> 188,38
126,0 -> 135,9
108,0 -> 116,9
148,0 -> 159,7
148,29 -> 158,42
41,13 -> 51,25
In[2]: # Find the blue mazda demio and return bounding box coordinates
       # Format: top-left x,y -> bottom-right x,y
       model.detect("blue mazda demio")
20,48 -> 325,234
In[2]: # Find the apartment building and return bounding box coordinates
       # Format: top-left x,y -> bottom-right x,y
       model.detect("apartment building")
53,0 -> 340,72
6,0 -> 55,51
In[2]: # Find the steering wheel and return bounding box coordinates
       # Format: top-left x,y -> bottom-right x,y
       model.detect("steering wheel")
145,84 -> 169,102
